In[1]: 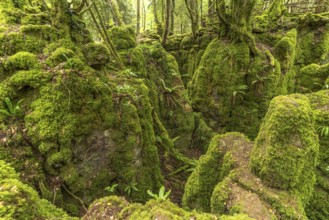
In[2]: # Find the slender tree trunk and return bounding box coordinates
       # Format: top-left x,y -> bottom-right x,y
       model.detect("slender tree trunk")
170,0 -> 175,34
184,0 -> 199,39
85,0 -> 125,69
161,0 -> 165,23
153,0 -> 163,35
137,0 -> 141,34
143,0 -> 146,31
162,0 -> 170,45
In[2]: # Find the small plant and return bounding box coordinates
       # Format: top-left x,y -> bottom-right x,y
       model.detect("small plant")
252,74 -> 272,96
231,84 -> 248,106
0,97 -> 24,119
147,185 -> 171,200
124,181 -> 138,196
317,125 -> 329,137
104,184 -> 118,195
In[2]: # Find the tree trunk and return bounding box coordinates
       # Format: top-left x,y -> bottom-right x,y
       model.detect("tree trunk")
153,0 -> 163,36
137,0 -> 141,34
162,0 -> 170,45
143,0 -> 146,31
170,0 -> 175,34
184,0 -> 199,39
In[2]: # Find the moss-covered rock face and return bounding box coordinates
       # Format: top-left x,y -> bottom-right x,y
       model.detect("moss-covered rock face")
4,51 -> 40,74
296,22 -> 329,66
82,42 -> 111,68
188,38 -> 284,138
251,94 -> 319,203
109,26 -> 137,50
0,160 -> 75,220
306,90 -> 329,219
183,132 -> 308,219
298,63 -> 329,93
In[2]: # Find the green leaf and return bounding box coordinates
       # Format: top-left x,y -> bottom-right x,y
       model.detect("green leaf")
4,98 -> 14,114
0,109 -> 11,116
147,190 -> 158,199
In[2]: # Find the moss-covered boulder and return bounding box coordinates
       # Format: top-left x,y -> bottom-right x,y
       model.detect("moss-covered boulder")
296,22 -> 329,65
109,26 -> 136,50
188,38 -> 284,138
183,133 -> 248,213
183,129 -> 311,219
0,160 -> 74,219
5,51 -> 40,73
82,42 -> 110,68
298,63 -> 329,93
306,90 -> 329,219
251,94 -> 319,203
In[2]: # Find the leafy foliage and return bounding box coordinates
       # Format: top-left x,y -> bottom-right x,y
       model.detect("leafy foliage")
0,97 -> 23,118
104,184 -> 118,195
147,186 -> 171,200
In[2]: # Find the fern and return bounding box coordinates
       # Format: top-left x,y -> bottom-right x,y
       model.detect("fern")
147,186 -> 171,200
0,97 -> 24,118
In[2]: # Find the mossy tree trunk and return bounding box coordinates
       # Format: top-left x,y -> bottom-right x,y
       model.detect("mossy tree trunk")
50,0 -> 71,37
215,0 -> 259,55
137,0 -> 141,34
153,0 -> 163,36
162,0 -> 170,45
170,0 -> 175,34
265,0 -> 285,20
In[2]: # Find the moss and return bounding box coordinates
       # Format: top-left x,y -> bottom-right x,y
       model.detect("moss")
192,113 -> 214,152
83,196 -> 129,219
183,133 -> 247,212
84,196 -> 220,220
4,51 -> 40,73
135,41 -> 195,151
0,32 -> 47,56
82,42 -> 110,68
109,26 -> 136,50
108,77 -> 163,202
0,160 -> 19,179
0,160 -> 74,220
189,38 -> 273,137
20,25 -> 58,42
251,94 -> 319,204
298,63 -> 329,93
211,176 -> 233,214
45,47 -> 76,67
306,90 -> 329,219
273,29 -> 297,90
296,23 -> 329,65
0,69 -> 50,100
